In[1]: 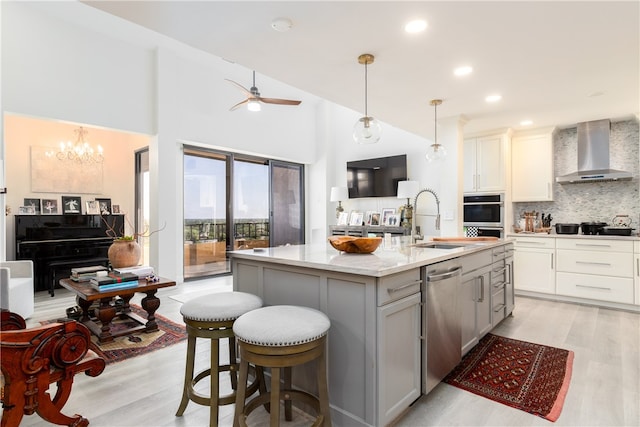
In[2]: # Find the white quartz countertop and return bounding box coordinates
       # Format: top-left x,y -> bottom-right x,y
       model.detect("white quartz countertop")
229,236 -> 512,277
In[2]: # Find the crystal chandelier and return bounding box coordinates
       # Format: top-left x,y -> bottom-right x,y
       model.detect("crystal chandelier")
57,127 -> 104,164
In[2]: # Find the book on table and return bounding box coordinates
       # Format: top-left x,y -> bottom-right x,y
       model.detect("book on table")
90,280 -> 139,291
90,272 -> 139,287
113,265 -> 154,278
71,265 -> 109,282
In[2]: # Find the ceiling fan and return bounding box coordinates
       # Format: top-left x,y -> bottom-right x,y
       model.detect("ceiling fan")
225,71 -> 301,111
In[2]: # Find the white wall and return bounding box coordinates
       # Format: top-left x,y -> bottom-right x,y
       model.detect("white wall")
1,2 -> 447,280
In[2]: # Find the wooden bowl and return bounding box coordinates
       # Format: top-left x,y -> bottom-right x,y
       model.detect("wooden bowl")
328,236 -> 383,254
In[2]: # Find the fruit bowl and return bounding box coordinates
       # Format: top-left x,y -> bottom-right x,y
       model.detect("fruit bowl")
328,236 -> 382,254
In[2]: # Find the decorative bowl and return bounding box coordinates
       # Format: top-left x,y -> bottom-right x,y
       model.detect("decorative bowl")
328,236 -> 382,254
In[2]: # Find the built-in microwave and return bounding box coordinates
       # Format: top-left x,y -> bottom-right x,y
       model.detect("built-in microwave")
463,194 -> 504,237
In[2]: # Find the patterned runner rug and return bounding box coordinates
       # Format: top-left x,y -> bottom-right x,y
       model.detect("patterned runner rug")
45,305 -> 186,365
444,333 -> 574,422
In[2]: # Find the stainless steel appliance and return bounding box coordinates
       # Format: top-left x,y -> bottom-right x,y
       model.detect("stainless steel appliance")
463,194 -> 504,238
423,259 -> 462,394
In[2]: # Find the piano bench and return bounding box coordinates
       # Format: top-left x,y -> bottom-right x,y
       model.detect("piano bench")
46,257 -> 110,297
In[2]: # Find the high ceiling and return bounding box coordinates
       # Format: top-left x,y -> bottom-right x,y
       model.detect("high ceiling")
84,1 -> 639,137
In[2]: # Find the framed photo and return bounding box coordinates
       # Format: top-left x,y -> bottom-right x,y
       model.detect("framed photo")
85,200 -> 100,215
62,196 -> 82,214
42,199 -> 59,215
367,211 -> 381,226
349,211 -> 363,226
18,206 -> 36,215
96,198 -> 112,215
381,208 -> 395,225
23,198 -> 41,215
111,204 -> 121,214
337,211 -> 349,226
386,214 -> 400,227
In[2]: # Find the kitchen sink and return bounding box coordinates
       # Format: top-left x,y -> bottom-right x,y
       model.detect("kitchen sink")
413,242 -> 465,250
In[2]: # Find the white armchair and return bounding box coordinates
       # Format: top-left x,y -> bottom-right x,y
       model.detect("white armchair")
0,260 -> 35,319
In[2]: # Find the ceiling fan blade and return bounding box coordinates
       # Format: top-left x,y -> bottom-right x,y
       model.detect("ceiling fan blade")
259,97 -> 302,106
225,79 -> 253,97
229,98 -> 250,111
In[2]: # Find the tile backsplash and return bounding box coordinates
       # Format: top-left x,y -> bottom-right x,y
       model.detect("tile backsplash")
514,118 -> 639,228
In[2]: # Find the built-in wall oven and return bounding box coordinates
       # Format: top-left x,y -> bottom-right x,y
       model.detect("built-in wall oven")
463,194 -> 504,238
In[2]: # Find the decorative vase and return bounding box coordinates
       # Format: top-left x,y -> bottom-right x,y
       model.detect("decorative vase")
108,240 -> 141,268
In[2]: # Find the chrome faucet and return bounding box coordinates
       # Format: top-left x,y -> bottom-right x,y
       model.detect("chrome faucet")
412,188 -> 441,242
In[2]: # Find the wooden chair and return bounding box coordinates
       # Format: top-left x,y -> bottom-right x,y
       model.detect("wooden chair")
0,310 -> 106,427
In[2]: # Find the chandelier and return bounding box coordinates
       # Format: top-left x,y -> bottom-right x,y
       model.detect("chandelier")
425,99 -> 446,162
353,53 -> 381,144
57,127 -> 104,164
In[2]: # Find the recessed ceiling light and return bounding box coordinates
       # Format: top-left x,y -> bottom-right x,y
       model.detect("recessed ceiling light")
405,19 -> 427,33
485,94 -> 502,103
271,17 -> 293,32
520,120 -> 533,126
454,66 -> 473,76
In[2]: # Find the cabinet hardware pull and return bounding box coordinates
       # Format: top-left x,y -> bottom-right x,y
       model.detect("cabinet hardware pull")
551,253 -> 554,269
493,267 -> 507,274
576,284 -> 611,291
575,243 -> 612,248
637,258 -> 639,276
387,280 -> 422,294
518,241 -> 545,245
575,261 -> 611,267
493,304 -> 506,312
478,275 -> 485,303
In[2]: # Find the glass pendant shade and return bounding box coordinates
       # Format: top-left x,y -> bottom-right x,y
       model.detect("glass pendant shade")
426,143 -> 447,162
353,116 -> 382,144
247,99 -> 261,112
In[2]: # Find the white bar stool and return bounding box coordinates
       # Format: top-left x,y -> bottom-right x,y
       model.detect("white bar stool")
176,291 -> 264,427
233,305 -> 332,427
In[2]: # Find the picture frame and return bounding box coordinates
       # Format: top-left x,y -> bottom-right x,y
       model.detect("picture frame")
18,206 -> 36,215
62,196 -> 82,214
85,200 -> 100,215
367,211 -> 381,226
337,211 -> 349,226
111,204 -> 121,214
23,198 -> 41,215
42,199 -> 59,215
381,208 -> 395,226
96,198 -> 112,215
385,214 -> 400,227
349,211 -> 364,226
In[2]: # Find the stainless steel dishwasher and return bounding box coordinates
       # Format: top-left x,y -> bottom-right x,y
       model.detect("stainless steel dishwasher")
423,258 -> 462,394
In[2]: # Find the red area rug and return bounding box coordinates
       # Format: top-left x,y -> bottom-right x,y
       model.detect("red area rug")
444,333 -> 573,422
44,305 -> 186,365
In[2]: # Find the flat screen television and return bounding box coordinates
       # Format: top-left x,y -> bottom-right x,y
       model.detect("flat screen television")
346,154 -> 407,198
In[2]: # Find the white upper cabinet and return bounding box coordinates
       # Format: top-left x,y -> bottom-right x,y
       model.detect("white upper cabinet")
511,127 -> 556,202
464,131 -> 510,193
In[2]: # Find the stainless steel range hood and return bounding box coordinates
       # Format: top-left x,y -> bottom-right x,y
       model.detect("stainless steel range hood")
556,119 -> 632,184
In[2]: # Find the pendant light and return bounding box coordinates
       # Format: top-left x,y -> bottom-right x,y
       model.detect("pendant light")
353,54 -> 381,144
426,99 -> 446,162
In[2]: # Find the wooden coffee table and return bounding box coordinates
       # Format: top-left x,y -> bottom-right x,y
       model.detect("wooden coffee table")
59,277 -> 176,344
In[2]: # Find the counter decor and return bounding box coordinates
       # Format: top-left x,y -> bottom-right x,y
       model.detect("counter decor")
327,235 -> 382,254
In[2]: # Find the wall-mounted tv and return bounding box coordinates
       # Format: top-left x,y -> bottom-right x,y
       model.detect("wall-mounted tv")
346,154 -> 407,198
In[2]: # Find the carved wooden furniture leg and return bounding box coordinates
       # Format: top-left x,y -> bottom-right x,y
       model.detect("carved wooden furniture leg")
95,297 -> 117,343
119,293 -> 134,314
141,290 -> 161,332
76,297 -> 92,322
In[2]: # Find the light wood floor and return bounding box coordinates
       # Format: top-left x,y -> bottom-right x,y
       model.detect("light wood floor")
13,277 -> 640,427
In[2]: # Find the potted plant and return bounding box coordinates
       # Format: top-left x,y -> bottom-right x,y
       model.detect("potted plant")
101,214 -> 164,268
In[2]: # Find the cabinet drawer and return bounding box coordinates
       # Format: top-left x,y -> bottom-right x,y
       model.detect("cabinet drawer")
556,238 -> 633,252
492,288 -> 506,325
377,269 -> 421,306
491,259 -> 507,286
557,249 -> 633,278
492,244 -> 513,260
556,272 -> 634,304
635,241 -> 640,253
514,237 -> 555,249
461,249 -> 493,274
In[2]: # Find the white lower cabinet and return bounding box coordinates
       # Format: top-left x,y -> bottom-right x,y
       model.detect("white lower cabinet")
556,238 -> 634,305
513,236 -> 556,294
460,250 -> 492,355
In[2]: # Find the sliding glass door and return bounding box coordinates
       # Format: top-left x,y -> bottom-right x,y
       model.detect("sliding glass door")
183,147 -> 304,280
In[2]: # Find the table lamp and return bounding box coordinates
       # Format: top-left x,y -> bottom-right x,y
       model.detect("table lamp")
330,186 -> 349,219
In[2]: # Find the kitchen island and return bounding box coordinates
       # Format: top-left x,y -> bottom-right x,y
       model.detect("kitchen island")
230,236 -> 513,427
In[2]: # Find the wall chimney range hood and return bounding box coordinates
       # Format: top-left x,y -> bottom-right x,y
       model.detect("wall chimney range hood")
556,119 -> 632,184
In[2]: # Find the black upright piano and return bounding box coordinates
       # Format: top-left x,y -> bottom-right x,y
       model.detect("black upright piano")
15,214 -> 125,295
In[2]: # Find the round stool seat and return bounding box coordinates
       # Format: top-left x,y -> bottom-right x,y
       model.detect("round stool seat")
180,292 -> 263,322
233,305 -> 330,346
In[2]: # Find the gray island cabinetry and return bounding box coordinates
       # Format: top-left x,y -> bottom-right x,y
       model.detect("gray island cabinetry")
230,237 -> 512,427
